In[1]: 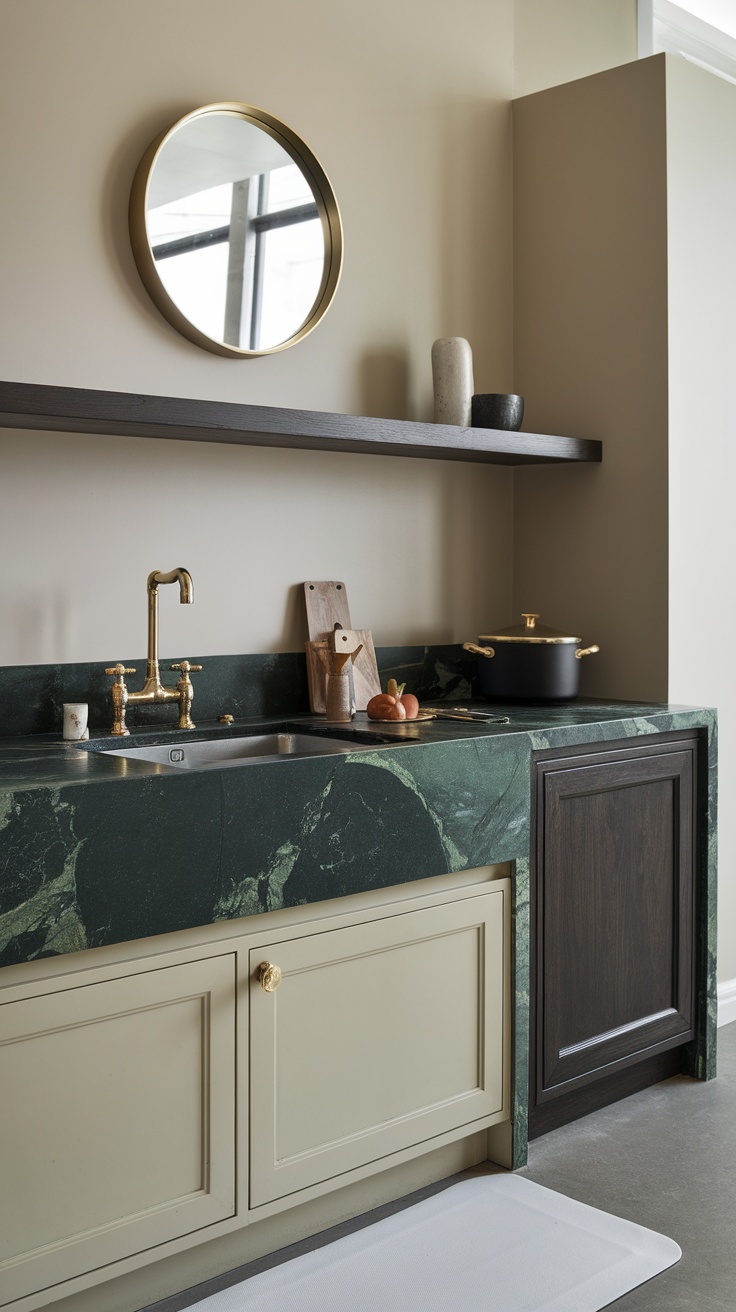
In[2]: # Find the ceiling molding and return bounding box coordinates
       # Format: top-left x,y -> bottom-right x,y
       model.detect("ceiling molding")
641,0 -> 736,83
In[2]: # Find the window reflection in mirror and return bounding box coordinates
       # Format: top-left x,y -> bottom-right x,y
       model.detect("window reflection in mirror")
130,104 -> 343,357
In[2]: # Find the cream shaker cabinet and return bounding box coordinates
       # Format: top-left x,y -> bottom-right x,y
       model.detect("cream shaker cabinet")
0,953 -> 236,1311
0,872 -> 510,1311
249,885 -> 510,1210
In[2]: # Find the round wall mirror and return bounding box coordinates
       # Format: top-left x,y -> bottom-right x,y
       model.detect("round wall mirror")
129,103 -> 343,357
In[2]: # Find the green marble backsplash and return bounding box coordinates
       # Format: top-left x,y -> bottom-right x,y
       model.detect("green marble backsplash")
0,645 -> 475,738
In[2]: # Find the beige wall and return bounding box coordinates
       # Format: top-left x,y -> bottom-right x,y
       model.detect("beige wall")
665,57 -> 736,982
0,0 -> 515,665
514,0 -> 637,95
4,9 -> 730,976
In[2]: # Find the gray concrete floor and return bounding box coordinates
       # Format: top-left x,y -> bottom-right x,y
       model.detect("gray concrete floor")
147,1025 -> 736,1310
518,1022 -> 736,1310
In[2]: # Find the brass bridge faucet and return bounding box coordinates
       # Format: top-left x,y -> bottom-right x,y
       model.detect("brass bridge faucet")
104,568 -> 202,736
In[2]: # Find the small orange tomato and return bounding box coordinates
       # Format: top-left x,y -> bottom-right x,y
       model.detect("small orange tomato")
366,694 -> 397,719
367,693 -> 407,721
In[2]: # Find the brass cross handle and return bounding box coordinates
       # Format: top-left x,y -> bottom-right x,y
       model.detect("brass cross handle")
169,661 -> 203,673
105,664 -> 136,737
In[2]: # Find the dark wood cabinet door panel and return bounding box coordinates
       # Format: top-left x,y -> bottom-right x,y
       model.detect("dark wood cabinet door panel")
531,736 -> 697,1128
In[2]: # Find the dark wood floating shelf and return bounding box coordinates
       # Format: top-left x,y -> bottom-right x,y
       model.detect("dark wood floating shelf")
0,381 -> 602,466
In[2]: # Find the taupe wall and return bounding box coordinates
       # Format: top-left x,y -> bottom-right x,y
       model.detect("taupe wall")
513,53 -> 736,984
512,59 -> 670,703
0,0 -> 516,665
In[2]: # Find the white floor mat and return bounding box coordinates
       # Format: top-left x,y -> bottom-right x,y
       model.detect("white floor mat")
188,1174 -> 681,1311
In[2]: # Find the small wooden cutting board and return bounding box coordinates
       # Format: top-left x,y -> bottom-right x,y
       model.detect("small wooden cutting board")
332,628 -> 381,709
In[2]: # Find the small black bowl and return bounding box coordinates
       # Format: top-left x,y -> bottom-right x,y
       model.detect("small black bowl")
471,393 -> 524,431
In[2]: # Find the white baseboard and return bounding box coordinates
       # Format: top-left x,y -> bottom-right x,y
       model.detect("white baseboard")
717,978 -> 736,1027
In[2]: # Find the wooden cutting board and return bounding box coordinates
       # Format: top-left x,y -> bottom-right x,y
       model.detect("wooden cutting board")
304,581 -> 352,641
303,582 -> 382,711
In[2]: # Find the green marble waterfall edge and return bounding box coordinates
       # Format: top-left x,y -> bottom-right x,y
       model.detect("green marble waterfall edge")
511,855 -> 530,1170
0,699 -> 718,1172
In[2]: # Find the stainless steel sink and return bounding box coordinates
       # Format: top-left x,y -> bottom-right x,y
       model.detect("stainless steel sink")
95,731 -> 382,771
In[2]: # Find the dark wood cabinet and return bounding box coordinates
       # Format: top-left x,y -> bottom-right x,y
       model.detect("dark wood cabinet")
529,733 -> 699,1137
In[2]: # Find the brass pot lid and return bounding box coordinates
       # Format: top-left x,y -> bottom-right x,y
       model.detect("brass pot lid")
478,613 -> 581,645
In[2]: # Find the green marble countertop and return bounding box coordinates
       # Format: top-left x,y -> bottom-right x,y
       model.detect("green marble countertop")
0,699 -> 716,966
0,696 -> 718,1171
0,699 -> 713,790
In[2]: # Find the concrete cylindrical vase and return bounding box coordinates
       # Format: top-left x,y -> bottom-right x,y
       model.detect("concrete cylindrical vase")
431,337 -> 474,427
324,670 -> 353,722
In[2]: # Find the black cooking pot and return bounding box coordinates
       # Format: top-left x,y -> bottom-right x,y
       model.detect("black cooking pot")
463,613 -> 600,702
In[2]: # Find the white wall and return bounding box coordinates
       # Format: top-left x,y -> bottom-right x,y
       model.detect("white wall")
0,0 -> 515,664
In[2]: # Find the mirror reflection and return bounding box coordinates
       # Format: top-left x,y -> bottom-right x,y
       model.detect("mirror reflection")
130,105 -> 343,357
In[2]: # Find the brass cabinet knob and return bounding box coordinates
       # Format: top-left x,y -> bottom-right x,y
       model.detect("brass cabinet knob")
257,961 -> 282,992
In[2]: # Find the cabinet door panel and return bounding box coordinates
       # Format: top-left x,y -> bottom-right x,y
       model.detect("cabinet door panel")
250,889 -> 508,1207
0,955 -> 235,1308
535,745 -> 695,1113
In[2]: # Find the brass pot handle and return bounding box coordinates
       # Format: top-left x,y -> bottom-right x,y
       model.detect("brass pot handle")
463,642 -> 496,659
575,644 -> 600,660
257,961 -> 282,992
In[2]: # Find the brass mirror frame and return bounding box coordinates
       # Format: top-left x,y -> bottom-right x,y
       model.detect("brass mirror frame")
129,102 -> 344,358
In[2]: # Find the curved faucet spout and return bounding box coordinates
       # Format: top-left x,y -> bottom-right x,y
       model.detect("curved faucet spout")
147,568 -> 193,604
145,568 -> 194,684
